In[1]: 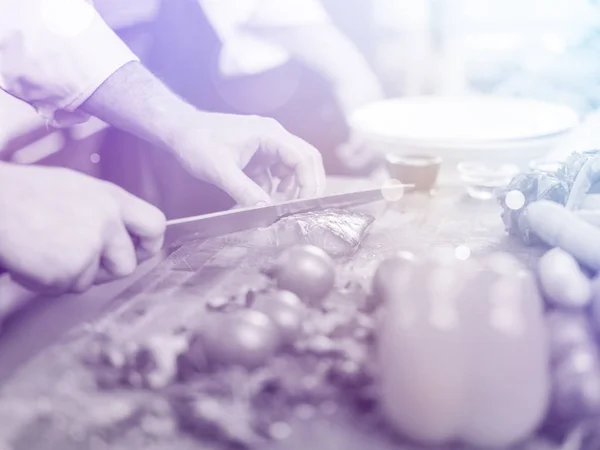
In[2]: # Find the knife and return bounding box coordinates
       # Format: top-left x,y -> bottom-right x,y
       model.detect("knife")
0,184 -> 412,277
164,183 -> 412,247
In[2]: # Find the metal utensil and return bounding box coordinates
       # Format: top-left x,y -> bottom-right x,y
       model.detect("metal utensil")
0,184 -> 411,277
164,184 -> 412,247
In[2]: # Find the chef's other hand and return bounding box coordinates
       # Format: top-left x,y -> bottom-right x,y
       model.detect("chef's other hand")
173,113 -> 326,207
79,63 -> 325,207
0,163 -> 166,295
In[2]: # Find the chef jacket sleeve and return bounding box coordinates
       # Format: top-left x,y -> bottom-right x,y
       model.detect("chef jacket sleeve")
0,0 -> 139,127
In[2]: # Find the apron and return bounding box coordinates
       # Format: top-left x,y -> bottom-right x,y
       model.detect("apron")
100,0 -> 357,219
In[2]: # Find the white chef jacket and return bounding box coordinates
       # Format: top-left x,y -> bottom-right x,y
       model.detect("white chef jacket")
0,0 -> 328,137
96,0 -> 330,76
0,0 -> 139,129
199,0 -> 330,76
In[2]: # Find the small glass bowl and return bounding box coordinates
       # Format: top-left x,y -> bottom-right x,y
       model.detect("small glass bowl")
457,161 -> 520,200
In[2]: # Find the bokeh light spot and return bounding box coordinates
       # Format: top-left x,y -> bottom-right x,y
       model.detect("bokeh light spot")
90,153 -> 100,164
454,245 -> 471,261
505,190 -> 526,211
381,178 -> 405,202
40,0 -> 95,38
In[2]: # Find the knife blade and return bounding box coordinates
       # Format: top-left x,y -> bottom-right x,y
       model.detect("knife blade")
164,184 -> 412,247
0,184 -> 411,276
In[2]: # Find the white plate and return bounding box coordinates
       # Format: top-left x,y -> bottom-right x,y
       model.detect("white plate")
350,95 -> 579,145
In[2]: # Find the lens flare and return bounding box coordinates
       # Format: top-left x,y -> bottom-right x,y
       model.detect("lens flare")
505,190 -> 526,211
381,178 -> 405,202
454,245 -> 471,261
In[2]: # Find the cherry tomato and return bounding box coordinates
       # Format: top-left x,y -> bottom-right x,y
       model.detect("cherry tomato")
273,245 -> 335,303
201,310 -> 281,369
253,290 -> 305,346
269,289 -> 304,310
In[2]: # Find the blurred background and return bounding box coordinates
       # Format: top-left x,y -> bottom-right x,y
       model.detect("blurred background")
325,0 -> 600,110
3,0 -> 600,172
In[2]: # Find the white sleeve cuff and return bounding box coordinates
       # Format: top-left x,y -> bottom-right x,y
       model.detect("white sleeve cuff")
0,0 -> 139,126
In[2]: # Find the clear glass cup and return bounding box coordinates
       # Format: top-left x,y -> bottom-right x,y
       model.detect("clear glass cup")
457,161 -> 520,200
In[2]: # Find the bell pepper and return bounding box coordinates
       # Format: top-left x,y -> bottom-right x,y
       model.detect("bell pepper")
377,251 -> 550,448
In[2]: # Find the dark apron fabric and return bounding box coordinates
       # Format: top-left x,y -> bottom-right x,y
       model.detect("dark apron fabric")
100,0 -> 357,219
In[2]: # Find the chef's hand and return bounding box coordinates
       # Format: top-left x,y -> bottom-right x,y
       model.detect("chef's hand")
172,112 -> 326,207
80,63 -> 326,206
0,163 -> 166,294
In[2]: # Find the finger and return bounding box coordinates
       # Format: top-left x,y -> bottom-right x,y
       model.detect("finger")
108,185 -> 166,257
4,249 -> 100,296
218,167 -> 272,207
8,273 -> 63,296
277,174 -> 297,195
527,200 -> 600,270
271,163 -> 297,198
9,264 -> 90,296
251,168 -> 275,196
271,163 -> 294,180
130,235 -> 162,264
94,266 -> 119,286
261,129 -> 325,199
70,257 -> 101,293
290,134 -> 326,198
101,224 -> 138,279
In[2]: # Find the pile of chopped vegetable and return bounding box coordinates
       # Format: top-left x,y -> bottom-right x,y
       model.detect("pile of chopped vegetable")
72,239 -> 600,450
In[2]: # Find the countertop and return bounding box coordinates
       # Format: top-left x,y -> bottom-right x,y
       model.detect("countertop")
0,176 -> 554,450
0,175 -> 540,379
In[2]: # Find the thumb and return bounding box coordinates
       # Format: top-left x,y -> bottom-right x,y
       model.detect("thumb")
218,168 -> 272,207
